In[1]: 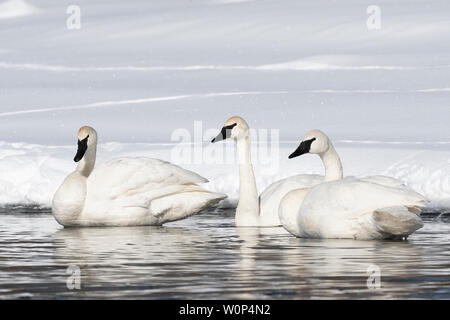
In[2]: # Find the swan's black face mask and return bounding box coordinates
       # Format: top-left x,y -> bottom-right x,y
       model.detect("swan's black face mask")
211,123 -> 237,143
74,135 -> 89,162
288,138 -> 316,159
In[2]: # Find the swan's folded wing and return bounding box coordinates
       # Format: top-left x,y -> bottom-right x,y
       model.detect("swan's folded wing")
298,178 -> 425,238
86,157 -> 208,201
110,184 -> 202,209
301,178 -> 426,221
113,184 -> 225,217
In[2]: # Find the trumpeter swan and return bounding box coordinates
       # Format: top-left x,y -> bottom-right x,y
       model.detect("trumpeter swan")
279,130 -> 425,239
52,126 -> 226,227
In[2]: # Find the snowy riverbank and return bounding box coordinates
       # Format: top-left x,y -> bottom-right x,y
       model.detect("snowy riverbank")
0,140 -> 448,209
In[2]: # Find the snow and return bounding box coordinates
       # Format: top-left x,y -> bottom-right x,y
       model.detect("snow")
0,0 -> 41,19
0,0 -> 449,208
0,140 -> 449,209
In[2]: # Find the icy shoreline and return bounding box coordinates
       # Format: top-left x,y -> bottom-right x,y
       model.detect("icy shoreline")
0,140 -> 448,209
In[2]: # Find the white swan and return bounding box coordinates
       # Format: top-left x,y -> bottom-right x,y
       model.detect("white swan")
211,116 -> 323,227
52,126 -> 226,227
279,130 -> 425,240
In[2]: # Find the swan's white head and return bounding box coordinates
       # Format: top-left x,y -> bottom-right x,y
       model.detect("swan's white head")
74,126 -> 97,162
289,129 -> 330,158
211,116 -> 249,143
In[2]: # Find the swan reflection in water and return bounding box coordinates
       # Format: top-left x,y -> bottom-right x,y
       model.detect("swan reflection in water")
46,212 -> 444,299
235,226 -> 427,299
52,225 -> 212,297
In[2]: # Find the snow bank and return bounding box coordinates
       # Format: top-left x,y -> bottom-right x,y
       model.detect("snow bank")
0,0 -> 449,211
0,0 -> 41,19
0,141 -> 448,210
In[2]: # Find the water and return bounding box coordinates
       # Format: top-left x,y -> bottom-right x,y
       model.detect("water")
0,206 -> 449,299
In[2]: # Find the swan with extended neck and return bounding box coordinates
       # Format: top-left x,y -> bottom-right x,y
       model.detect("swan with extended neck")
211,116 -> 323,227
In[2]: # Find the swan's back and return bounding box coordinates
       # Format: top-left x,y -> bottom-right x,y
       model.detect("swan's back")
259,174 -> 323,226
298,177 -> 425,239
87,157 -> 207,198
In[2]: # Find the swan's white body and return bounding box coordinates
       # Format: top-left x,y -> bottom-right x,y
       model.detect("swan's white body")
53,127 -> 226,227
279,130 -> 425,240
258,175 -> 409,227
280,178 -> 424,239
258,174 -> 323,226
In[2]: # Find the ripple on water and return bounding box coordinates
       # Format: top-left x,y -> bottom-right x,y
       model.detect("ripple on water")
0,206 -> 449,299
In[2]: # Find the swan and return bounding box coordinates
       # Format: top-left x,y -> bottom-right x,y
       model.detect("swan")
211,116 -> 323,227
279,130 -> 425,240
52,126 -> 227,227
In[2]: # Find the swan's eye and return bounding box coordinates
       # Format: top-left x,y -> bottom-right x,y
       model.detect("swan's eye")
288,137 -> 316,159
74,135 -> 89,162
211,123 -> 237,143
304,137 -> 316,149
77,135 -> 89,146
223,123 -> 237,131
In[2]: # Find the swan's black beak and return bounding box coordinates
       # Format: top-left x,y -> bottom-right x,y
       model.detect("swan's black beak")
288,138 -> 316,159
74,135 -> 89,162
211,123 -> 237,143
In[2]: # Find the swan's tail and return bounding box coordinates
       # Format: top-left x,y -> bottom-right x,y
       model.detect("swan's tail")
373,206 -> 424,239
150,185 -> 227,224
196,191 -> 228,211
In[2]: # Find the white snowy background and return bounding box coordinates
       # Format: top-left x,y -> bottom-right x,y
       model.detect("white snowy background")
0,0 -> 449,208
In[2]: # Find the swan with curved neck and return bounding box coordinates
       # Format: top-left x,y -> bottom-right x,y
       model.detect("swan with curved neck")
288,129 -> 343,182
279,129 -> 425,239
52,126 -> 226,227
212,117 -> 327,227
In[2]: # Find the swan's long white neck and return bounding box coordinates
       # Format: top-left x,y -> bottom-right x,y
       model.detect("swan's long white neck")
76,143 -> 97,178
235,135 -> 260,225
319,143 -> 343,182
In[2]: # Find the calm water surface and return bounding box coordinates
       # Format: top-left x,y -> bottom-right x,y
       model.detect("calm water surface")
0,206 -> 449,299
